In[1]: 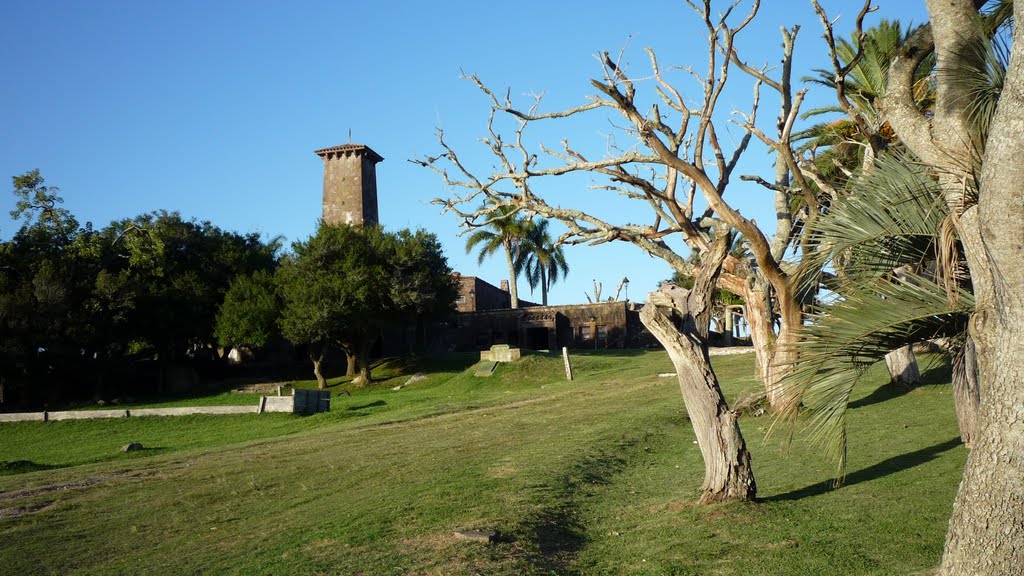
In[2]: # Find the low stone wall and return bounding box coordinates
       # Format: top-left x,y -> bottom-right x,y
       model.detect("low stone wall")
261,396 -> 295,413
128,406 -> 258,417
0,412 -> 46,423
48,410 -> 132,421
260,389 -> 331,414
0,389 -> 331,423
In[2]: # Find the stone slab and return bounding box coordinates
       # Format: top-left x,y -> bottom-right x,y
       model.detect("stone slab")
261,396 -> 295,413
474,361 -> 498,377
0,412 -> 46,422
48,410 -> 128,421
127,406 -> 257,417
293,389 -> 331,414
454,530 -> 497,543
480,344 -> 521,363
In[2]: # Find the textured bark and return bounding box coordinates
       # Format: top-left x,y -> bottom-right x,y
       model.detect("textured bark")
640,236 -> 756,504
641,290 -> 756,503
951,335 -> 980,448
928,2 -> 1024,572
884,345 -> 920,388
743,284 -> 776,397
941,321 -> 1024,574
742,278 -> 800,408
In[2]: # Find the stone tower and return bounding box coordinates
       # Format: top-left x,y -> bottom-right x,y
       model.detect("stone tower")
315,144 -> 384,226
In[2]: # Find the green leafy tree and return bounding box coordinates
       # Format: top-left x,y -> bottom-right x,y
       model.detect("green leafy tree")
1,171 -> 92,405
782,152 -> 975,471
279,223 -> 456,388
783,7 -> 1012,468
114,211 -> 280,368
796,19 -> 939,388
215,270 -> 282,352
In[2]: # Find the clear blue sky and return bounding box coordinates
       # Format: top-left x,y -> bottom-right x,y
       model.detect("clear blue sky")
0,1 -> 927,306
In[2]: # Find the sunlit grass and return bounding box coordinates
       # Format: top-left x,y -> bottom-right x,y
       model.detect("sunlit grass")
0,350 -> 964,575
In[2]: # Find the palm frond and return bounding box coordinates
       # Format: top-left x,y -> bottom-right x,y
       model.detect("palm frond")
778,274 -> 973,478
943,20 -> 1009,143
800,152 -> 947,290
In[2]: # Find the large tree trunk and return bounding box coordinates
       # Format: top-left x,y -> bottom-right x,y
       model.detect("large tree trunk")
642,285 -> 756,504
941,308 -> 1024,574
951,335 -> 980,448
642,234 -> 756,504
345,351 -> 357,378
742,278 -> 800,409
937,3 -> 1024,568
884,345 -> 920,388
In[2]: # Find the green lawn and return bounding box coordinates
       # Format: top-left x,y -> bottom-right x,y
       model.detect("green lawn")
0,350 -> 965,575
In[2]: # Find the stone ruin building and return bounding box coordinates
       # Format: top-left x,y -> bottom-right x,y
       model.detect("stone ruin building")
315,142 -> 651,354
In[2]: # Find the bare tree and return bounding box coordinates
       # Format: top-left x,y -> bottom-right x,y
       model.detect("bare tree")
416,0 -> 835,502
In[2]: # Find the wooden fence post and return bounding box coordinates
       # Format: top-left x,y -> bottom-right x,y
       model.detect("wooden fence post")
562,347 -> 574,381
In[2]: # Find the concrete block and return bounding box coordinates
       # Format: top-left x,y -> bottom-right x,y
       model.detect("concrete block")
127,406 -> 257,417
474,361 -> 498,377
47,410 -> 128,421
261,396 -> 294,413
292,389 -> 331,414
0,412 -> 46,422
480,344 -> 521,363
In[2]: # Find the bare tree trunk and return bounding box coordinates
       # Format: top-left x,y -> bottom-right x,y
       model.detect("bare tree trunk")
310,350 -> 326,390
937,4 -> 1024,566
951,335 -> 980,448
743,284 -> 776,394
642,235 -> 756,504
504,243 -> 519,309
742,279 -> 800,408
884,345 -> 920,388
642,285 -> 756,504
941,309 -> 1024,574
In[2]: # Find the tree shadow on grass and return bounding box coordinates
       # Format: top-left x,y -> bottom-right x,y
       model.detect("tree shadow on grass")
0,460 -> 60,476
850,361 -> 954,410
764,437 -> 962,502
512,436 -> 646,575
346,400 -> 386,411
849,384 -> 914,409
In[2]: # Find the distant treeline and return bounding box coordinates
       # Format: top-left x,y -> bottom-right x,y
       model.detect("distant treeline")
0,171 -> 458,409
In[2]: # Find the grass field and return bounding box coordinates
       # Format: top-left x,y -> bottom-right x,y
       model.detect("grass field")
0,350 -> 965,575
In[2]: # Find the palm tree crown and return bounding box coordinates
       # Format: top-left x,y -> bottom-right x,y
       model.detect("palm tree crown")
464,204 -> 531,308
519,218 -> 569,306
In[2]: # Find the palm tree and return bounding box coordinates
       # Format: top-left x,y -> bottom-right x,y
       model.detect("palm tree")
519,218 -> 569,306
795,20 -> 941,389
464,204 -> 531,308
781,16 -> 1011,471
781,151 -> 977,474
798,20 -> 934,176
